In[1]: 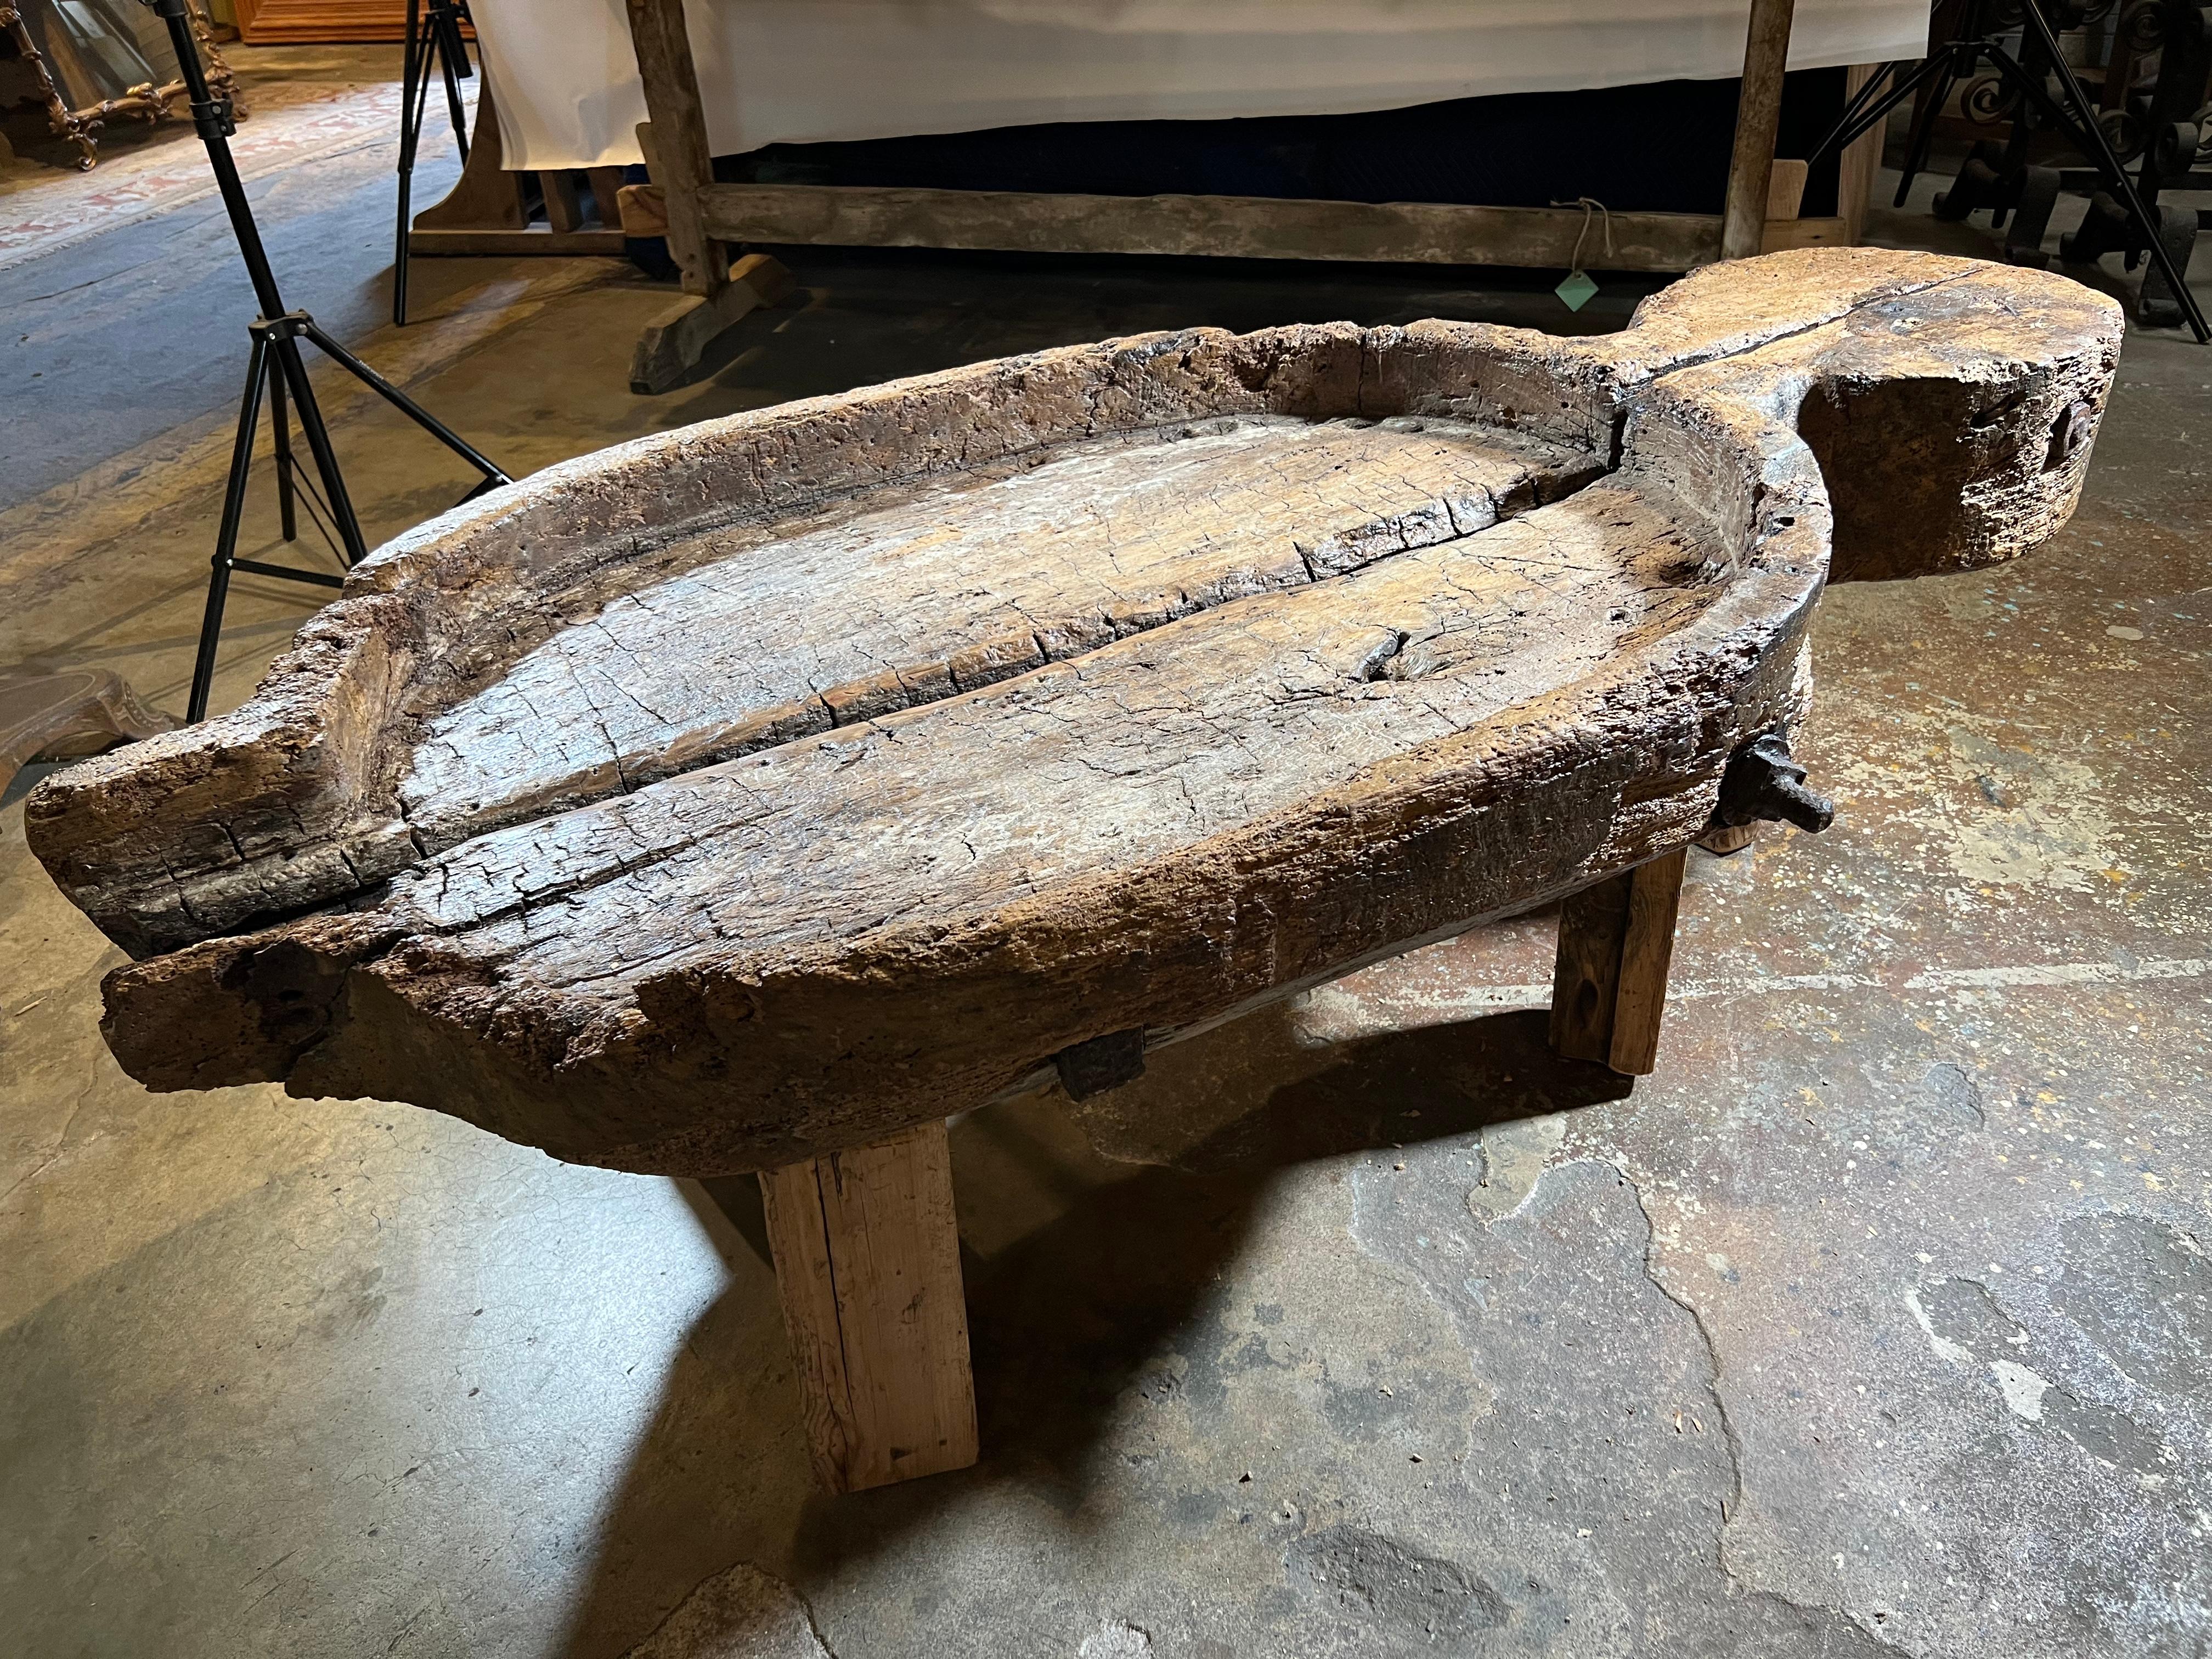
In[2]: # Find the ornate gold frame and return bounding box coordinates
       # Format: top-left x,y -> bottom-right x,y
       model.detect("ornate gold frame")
1,0 -> 244,169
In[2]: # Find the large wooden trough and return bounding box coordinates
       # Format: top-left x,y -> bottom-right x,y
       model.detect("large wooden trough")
26,249 -> 2119,1492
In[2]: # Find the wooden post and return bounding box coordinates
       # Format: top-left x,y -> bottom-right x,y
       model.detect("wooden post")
622,10 -> 794,394
1550,847 -> 1690,1076
1721,0 -> 1797,261
757,1118 -> 979,1493
1837,64 -> 1888,244
624,0 -> 727,295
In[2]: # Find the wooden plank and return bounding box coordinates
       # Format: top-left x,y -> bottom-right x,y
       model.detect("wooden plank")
1838,63 -> 1889,244
757,1119 -> 978,1493
1722,0 -> 1798,261
1550,868 -> 1634,1065
624,0 -> 727,294
698,182 -> 1731,272
1607,847 -> 1689,1075
410,79 -> 525,235
1767,159 -> 1810,221
1760,216 -> 1847,252
616,184 -> 671,239
409,227 -> 627,257
587,167 -> 630,228
542,171 -> 586,234
628,252 -> 794,393
1549,846 -> 1688,1075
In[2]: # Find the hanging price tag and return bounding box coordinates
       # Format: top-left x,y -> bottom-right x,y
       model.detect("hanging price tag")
1550,197 -> 1613,315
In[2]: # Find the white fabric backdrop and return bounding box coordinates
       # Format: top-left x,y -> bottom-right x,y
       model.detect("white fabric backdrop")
470,0 -> 1928,172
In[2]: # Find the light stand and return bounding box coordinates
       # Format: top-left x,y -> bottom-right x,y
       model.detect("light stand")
140,0 -> 511,724
393,0 -> 475,325
1807,0 -> 2208,341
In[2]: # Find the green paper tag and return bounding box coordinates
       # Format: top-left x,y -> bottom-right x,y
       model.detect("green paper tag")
1555,269 -> 1600,312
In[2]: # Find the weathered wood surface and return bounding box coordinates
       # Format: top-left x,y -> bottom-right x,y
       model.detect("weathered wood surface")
1722,0 -> 1798,263
1549,847 -> 1689,1076
628,252 -> 794,394
625,0 -> 725,295
25,251 -> 2119,1175
695,181 -> 1846,274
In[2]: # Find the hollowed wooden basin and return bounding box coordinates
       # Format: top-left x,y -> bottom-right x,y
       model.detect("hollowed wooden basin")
27,249 -> 2119,1176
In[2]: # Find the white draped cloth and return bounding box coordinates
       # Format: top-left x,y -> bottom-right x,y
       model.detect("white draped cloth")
469,0 -> 1928,172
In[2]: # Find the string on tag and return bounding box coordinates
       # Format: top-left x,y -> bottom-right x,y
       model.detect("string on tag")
1549,196 -> 1613,313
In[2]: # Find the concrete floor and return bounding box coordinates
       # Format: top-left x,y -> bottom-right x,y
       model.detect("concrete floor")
4,46 -> 2211,1659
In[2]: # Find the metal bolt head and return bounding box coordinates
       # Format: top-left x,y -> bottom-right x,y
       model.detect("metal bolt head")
2049,398 -> 2097,467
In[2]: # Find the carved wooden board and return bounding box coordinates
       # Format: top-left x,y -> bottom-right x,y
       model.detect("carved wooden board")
26,250 -> 2119,1176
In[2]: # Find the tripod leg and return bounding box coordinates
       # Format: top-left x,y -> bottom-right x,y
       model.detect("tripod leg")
393,172 -> 412,328
190,335 -> 273,724
273,338 -> 371,566
436,14 -> 471,162
1896,52 -> 1965,207
303,320 -> 511,486
394,0 -> 427,327
1812,60 -> 1940,175
269,357 -> 297,540
2002,9 -> 2211,341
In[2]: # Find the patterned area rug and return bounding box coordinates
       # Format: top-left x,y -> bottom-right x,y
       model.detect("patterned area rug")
0,75 -> 470,273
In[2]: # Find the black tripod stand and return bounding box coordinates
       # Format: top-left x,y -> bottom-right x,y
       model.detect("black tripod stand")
1809,0 -> 2208,340
140,0 -> 511,723
392,0 -> 475,326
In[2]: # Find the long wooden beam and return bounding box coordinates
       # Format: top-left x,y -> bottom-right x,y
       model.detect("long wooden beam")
1722,0 -> 1799,261
625,0 -> 727,294
698,182 -> 1843,273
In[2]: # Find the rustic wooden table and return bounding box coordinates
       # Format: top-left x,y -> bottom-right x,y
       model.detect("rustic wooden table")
27,248 -> 2120,1492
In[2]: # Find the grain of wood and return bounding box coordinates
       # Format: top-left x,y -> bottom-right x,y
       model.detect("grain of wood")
1550,867 -> 1633,1066
1766,159 -> 1810,222
1838,64 -> 1888,244
757,1119 -> 977,1492
624,0 -> 725,292
25,251 -> 2121,1176
1607,847 -> 1690,1075
1722,0 -> 1798,262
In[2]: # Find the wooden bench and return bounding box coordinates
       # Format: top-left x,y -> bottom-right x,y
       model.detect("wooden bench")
26,249 -> 2118,1493
614,0 -> 1893,391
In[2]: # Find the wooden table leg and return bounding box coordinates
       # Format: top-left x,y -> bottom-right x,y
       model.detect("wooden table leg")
1549,847 -> 1690,1076
757,1118 -> 979,1493
1721,0 -> 1796,261
624,0 -> 795,393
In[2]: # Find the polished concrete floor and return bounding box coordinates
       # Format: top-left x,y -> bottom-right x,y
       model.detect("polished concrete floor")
3,47 -> 2210,1659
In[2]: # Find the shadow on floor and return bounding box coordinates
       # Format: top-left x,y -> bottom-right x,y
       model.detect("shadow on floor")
555,1003 -> 1629,1657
